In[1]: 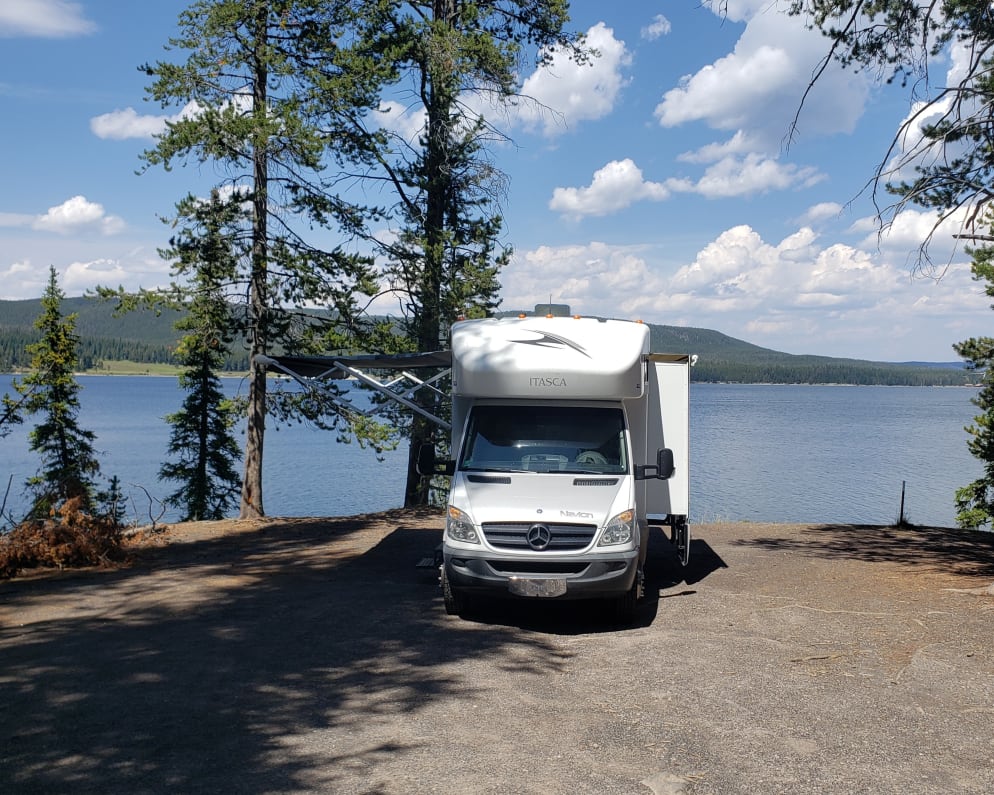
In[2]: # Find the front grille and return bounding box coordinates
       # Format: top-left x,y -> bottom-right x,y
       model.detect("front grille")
481,522 -> 596,551
486,560 -> 589,575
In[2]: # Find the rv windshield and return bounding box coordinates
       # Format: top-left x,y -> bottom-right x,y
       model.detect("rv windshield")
460,405 -> 628,474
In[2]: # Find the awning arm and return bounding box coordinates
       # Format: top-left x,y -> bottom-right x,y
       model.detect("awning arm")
331,360 -> 452,431
255,354 -> 452,431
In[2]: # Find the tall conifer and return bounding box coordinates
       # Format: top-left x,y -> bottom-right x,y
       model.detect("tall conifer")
158,192 -> 243,521
12,267 -> 101,517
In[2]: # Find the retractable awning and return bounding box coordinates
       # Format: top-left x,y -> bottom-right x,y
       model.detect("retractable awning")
255,352 -> 453,430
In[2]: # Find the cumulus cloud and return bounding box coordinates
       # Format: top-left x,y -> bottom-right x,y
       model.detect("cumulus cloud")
797,202 -> 844,226
499,216 -> 985,359
90,101 -> 200,140
513,22 -> 630,136
549,159 -> 668,218
373,100 -> 427,143
669,153 -> 823,199
32,196 -> 125,235
0,253 -> 173,300
0,0 -> 95,38
500,241 -> 668,319
641,14 -> 671,40
657,7 -> 868,146
657,45 -> 795,132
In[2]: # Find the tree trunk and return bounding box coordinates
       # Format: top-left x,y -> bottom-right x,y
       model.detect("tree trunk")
403,0 -> 455,507
240,5 -> 269,519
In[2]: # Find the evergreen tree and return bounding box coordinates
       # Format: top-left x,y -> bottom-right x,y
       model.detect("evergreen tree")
11,267 -> 101,517
953,243 -> 994,528
356,0 -> 587,505
157,192 -> 243,521
141,0 -> 392,518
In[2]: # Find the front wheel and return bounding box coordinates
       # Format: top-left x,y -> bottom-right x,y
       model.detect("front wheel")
441,567 -> 470,617
610,571 -> 641,624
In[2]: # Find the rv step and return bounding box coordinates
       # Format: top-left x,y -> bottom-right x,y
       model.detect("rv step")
416,544 -> 444,569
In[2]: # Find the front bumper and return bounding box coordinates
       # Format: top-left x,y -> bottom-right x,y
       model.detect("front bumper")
443,547 -> 639,601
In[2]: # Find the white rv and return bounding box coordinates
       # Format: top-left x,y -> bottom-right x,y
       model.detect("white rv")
423,315 -> 692,620
259,313 -> 692,622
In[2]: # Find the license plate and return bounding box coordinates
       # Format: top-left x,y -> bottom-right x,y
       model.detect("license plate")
508,577 -> 567,598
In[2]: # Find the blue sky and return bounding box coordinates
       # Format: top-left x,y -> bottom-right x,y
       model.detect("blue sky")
0,0 -> 989,361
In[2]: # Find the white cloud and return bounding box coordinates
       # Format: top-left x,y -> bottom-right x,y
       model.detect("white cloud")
90,101 -> 200,141
677,130 -> 761,164
0,260 -> 42,299
641,14 -> 671,40
670,153 -> 823,199
0,212 -> 35,228
373,100 -> 427,143
501,241 -> 667,318
657,45 -> 794,131
0,252 -> 173,300
656,8 -> 869,149
797,202 -> 844,226
62,258 -> 141,294
0,0 -> 95,38
32,196 -> 125,235
90,108 -> 168,140
549,159 -> 668,217
501,222 -> 985,359
514,22 -> 630,136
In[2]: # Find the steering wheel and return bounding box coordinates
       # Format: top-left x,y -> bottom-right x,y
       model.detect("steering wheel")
575,450 -> 608,465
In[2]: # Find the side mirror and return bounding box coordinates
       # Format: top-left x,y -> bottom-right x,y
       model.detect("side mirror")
635,448 -> 676,480
656,448 -> 675,480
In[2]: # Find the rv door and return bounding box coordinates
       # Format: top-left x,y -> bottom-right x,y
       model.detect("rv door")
646,355 -> 691,563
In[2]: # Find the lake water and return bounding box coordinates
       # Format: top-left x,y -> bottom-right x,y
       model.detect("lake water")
0,375 -> 982,528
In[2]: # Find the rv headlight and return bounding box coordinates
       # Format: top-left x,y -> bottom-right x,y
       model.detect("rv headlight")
446,505 -> 480,544
598,510 -> 634,546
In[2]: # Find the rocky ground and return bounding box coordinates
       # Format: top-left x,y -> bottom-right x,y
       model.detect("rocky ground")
2,511 -> 993,794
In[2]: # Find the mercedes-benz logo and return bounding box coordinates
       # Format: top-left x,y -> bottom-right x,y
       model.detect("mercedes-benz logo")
526,523 -> 552,550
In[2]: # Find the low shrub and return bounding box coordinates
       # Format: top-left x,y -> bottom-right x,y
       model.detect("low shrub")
0,497 -> 127,579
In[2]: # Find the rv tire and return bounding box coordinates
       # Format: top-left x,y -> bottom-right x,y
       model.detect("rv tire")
611,578 -> 639,624
441,567 -> 470,617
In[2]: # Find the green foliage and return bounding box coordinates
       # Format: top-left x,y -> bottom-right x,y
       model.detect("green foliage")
101,475 -> 128,527
952,244 -> 994,528
141,0 -> 396,517
354,1 -> 588,505
156,192 -> 245,521
10,268 -> 102,517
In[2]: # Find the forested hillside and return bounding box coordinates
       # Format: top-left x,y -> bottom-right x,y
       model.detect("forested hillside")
649,325 -> 972,386
0,297 -> 250,372
0,297 -> 973,384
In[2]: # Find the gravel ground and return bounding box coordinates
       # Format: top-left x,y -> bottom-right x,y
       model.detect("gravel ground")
1,510 -> 993,794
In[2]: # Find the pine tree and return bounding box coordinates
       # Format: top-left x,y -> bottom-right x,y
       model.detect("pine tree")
157,192 -> 243,521
11,267 -> 101,517
141,0 -> 389,518
356,0 -> 587,505
953,245 -> 994,528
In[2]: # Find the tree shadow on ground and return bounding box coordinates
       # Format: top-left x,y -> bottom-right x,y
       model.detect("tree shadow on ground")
730,523 -> 994,579
0,516 -> 574,793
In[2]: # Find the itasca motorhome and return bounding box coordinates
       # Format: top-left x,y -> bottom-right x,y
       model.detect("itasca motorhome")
424,315 -> 692,621
260,312 -> 693,622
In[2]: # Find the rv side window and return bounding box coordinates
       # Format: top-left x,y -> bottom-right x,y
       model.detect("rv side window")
460,405 -> 628,474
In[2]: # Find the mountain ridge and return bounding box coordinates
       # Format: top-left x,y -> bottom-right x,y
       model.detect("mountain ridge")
0,297 -> 973,385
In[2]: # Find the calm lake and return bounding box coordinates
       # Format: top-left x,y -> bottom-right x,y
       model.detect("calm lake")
0,375 -> 982,528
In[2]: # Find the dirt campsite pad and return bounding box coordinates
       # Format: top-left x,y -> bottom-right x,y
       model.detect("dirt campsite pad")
1,510 -> 993,794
